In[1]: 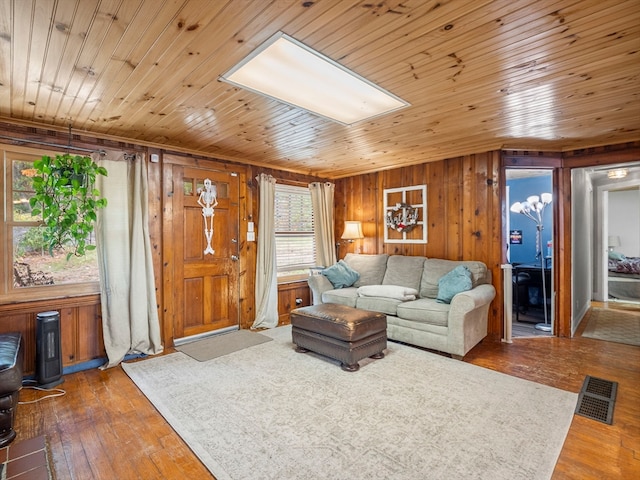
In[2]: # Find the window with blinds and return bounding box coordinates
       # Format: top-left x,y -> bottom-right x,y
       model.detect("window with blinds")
274,184 -> 316,280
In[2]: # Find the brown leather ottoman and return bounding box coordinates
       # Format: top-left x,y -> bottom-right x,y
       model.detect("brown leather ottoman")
290,304 -> 387,372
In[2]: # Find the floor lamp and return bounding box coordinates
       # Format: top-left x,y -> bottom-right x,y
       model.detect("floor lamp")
510,193 -> 552,332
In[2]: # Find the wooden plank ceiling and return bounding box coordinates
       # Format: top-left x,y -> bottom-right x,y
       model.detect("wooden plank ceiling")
0,0 -> 638,178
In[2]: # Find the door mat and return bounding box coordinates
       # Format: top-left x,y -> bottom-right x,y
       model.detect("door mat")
175,329 -> 272,361
582,307 -> 640,346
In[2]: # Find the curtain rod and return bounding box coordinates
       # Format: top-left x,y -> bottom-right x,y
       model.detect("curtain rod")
0,135 -> 138,160
0,134 -> 105,154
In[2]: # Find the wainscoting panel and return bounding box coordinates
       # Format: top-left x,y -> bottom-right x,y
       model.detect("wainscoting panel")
0,295 -> 103,375
277,282 -> 311,326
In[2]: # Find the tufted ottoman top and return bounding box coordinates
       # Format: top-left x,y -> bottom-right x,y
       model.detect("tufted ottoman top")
291,304 -> 386,342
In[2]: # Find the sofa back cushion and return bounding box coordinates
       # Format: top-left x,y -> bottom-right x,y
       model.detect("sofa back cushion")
382,255 -> 427,292
420,259 -> 489,298
343,253 -> 389,287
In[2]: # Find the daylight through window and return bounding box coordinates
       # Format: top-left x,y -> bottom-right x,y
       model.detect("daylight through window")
1,147 -> 100,299
274,183 -> 315,281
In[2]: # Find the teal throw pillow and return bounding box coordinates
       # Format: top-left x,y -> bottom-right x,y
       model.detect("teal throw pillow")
322,260 -> 360,289
436,265 -> 473,304
608,251 -> 625,261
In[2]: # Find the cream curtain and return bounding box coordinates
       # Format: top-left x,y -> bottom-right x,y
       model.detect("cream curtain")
252,173 -> 279,329
94,151 -> 163,368
309,181 -> 336,267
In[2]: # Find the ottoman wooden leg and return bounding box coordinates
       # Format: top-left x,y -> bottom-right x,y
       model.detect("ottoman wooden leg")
341,362 -> 360,372
295,345 -> 309,353
370,351 -> 385,359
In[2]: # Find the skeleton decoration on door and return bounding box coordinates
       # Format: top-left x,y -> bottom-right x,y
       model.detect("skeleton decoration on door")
197,178 -> 218,255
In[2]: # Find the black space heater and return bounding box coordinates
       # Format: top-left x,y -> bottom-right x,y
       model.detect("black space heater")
36,310 -> 64,388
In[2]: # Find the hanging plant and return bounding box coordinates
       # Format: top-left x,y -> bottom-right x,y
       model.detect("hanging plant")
29,153 -> 108,259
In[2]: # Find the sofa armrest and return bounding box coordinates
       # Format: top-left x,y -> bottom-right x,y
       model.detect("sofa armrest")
308,274 -> 334,305
447,284 -> 496,357
449,284 -> 496,312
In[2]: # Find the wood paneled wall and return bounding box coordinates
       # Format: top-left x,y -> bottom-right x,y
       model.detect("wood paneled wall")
1,123 -> 638,374
277,281 -> 311,325
335,143 -> 640,338
335,151 -> 504,334
0,295 -> 102,375
0,127 -> 325,374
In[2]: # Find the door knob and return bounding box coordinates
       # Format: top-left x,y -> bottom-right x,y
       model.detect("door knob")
231,255 -> 239,261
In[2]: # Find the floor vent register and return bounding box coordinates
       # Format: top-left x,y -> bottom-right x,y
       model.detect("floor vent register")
575,375 -> 618,425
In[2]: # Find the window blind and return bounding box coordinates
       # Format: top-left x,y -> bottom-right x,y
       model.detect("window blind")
274,184 -> 316,274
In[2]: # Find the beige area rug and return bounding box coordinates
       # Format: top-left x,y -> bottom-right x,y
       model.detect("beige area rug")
123,325 -> 577,480
582,307 -> 640,346
175,329 -> 272,362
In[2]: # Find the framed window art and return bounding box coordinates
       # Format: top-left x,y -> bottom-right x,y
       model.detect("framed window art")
383,185 -> 427,244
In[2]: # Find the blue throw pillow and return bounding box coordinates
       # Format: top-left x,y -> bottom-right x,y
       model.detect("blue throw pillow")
608,251 -> 625,261
322,260 -> 360,289
436,265 -> 473,304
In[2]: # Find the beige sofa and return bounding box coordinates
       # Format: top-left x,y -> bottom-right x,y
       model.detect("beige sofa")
307,253 -> 496,358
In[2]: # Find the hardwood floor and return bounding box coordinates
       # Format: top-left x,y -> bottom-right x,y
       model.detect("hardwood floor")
15,305 -> 640,480
512,309 -> 554,338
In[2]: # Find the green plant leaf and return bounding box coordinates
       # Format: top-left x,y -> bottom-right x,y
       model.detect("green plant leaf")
30,152 -> 108,257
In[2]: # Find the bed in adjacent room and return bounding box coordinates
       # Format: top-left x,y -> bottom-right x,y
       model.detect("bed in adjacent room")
608,253 -> 640,301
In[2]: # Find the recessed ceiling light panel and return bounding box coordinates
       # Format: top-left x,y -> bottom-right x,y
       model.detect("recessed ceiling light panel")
220,32 -> 410,125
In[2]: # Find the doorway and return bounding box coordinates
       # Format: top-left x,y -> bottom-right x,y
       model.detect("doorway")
163,160 -> 241,344
506,169 -> 554,337
586,163 -> 640,305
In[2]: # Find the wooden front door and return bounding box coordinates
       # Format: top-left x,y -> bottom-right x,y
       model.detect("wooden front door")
172,166 -> 240,340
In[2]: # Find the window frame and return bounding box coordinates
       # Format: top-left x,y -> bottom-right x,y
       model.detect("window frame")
274,182 -> 316,283
1,145 -> 100,304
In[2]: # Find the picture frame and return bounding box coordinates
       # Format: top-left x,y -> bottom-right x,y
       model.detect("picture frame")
383,185 -> 427,244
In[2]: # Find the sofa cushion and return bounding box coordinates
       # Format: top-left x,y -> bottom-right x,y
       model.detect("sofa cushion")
420,259 -> 488,298
356,296 -> 402,316
357,285 -> 418,301
382,255 -> 427,292
396,298 -> 450,327
322,260 -> 360,289
343,253 -> 389,287
321,287 -> 358,307
436,265 -> 473,304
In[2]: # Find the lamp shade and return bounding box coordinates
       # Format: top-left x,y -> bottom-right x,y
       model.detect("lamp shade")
608,235 -> 621,247
510,202 -> 523,213
341,221 -> 364,240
